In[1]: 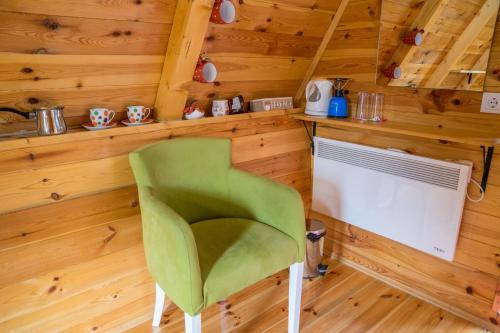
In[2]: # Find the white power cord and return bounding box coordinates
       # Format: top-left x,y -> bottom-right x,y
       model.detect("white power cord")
466,178 -> 485,203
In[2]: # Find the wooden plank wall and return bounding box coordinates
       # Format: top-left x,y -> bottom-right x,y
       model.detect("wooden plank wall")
311,0 -> 500,330
0,0 -> 175,126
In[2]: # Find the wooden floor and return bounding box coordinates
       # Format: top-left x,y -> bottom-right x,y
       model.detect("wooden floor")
126,259 -> 488,333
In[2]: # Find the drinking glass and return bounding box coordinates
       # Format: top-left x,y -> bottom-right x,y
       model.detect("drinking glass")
355,92 -> 372,121
371,93 -> 384,122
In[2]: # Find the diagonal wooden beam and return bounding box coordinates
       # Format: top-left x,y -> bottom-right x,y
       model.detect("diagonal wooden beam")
154,0 -> 214,120
423,0 -> 500,88
379,0 -> 448,85
457,48 -> 490,90
293,0 -> 350,105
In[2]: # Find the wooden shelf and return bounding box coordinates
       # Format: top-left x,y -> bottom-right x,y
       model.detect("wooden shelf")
0,108 -> 304,151
290,113 -> 500,147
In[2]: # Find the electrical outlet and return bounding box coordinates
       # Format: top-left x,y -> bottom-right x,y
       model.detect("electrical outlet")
480,92 -> 500,114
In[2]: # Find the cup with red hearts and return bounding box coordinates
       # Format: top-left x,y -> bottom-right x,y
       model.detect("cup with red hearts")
193,57 -> 217,83
210,0 -> 236,24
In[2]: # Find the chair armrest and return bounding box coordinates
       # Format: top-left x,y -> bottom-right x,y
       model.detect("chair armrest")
228,169 -> 306,260
137,186 -> 204,315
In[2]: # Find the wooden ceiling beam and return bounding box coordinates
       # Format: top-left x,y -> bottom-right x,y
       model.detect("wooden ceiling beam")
293,0 -> 350,104
154,0 -> 214,120
380,0 -> 448,84
423,0 -> 500,88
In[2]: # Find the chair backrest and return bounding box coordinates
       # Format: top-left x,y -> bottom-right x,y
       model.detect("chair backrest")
129,137 -> 241,223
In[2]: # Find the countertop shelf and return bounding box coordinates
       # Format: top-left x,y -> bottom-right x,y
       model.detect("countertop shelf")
0,108 -> 303,151
289,113 -> 500,147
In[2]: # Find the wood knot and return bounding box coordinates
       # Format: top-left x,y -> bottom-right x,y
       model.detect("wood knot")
451,99 -> 461,106
50,192 -> 61,200
238,0 -> 244,4
296,31 -> 303,36
344,33 -> 351,39
111,31 -> 122,37
135,0 -> 142,4
21,67 -> 33,74
465,286 -> 473,295
47,285 -> 57,294
267,17 -> 272,22
28,97 -> 39,104
124,30 -> 132,36
214,81 -> 221,86
42,19 -> 59,30
205,35 -> 216,42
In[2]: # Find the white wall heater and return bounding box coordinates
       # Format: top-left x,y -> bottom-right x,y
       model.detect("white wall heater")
312,137 -> 472,261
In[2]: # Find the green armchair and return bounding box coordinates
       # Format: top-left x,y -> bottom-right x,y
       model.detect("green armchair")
129,138 -> 306,333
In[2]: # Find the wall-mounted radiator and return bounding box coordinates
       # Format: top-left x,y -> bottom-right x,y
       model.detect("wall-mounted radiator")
313,137 -> 472,261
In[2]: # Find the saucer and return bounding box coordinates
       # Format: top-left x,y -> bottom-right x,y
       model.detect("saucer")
121,118 -> 154,126
82,122 -> 117,131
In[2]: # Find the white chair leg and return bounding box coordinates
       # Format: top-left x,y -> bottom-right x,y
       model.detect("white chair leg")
184,312 -> 202,333
152,283 -> 165,327
288,262 -> 304,333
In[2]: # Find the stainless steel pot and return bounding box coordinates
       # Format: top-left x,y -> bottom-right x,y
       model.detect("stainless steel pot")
35,106 -> 67,136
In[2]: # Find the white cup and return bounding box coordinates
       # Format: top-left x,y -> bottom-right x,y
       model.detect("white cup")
127,106 -> 151,123
212,99 -> 229,117
89,108 -> 115,127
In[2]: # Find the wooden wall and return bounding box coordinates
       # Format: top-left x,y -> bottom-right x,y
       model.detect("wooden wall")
0,0 -> 177,127
312,0 -> 500,330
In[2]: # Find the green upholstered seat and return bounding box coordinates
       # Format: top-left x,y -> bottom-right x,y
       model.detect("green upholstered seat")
191,218 -> 299,307
129,138 -> 305,316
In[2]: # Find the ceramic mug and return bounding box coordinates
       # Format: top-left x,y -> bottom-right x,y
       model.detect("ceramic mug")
193,58 -> 217,83
212,99 -> 229,117
210,0 -> 236,24
127,106 -> 151,123
183,101 -> 205,120
403,28 -> 425,46
89,108 -> 115,127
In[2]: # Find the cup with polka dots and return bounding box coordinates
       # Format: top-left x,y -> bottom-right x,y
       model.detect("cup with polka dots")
89,108 -> 115,127
126,106 -> 151,123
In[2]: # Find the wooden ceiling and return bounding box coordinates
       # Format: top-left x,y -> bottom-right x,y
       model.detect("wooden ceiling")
378,0 -> 500,91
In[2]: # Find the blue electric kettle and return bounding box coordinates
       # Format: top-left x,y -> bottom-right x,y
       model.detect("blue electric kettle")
328,78 -> 351,118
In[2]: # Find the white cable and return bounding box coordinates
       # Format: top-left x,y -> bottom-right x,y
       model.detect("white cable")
466,178 -> 484,203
